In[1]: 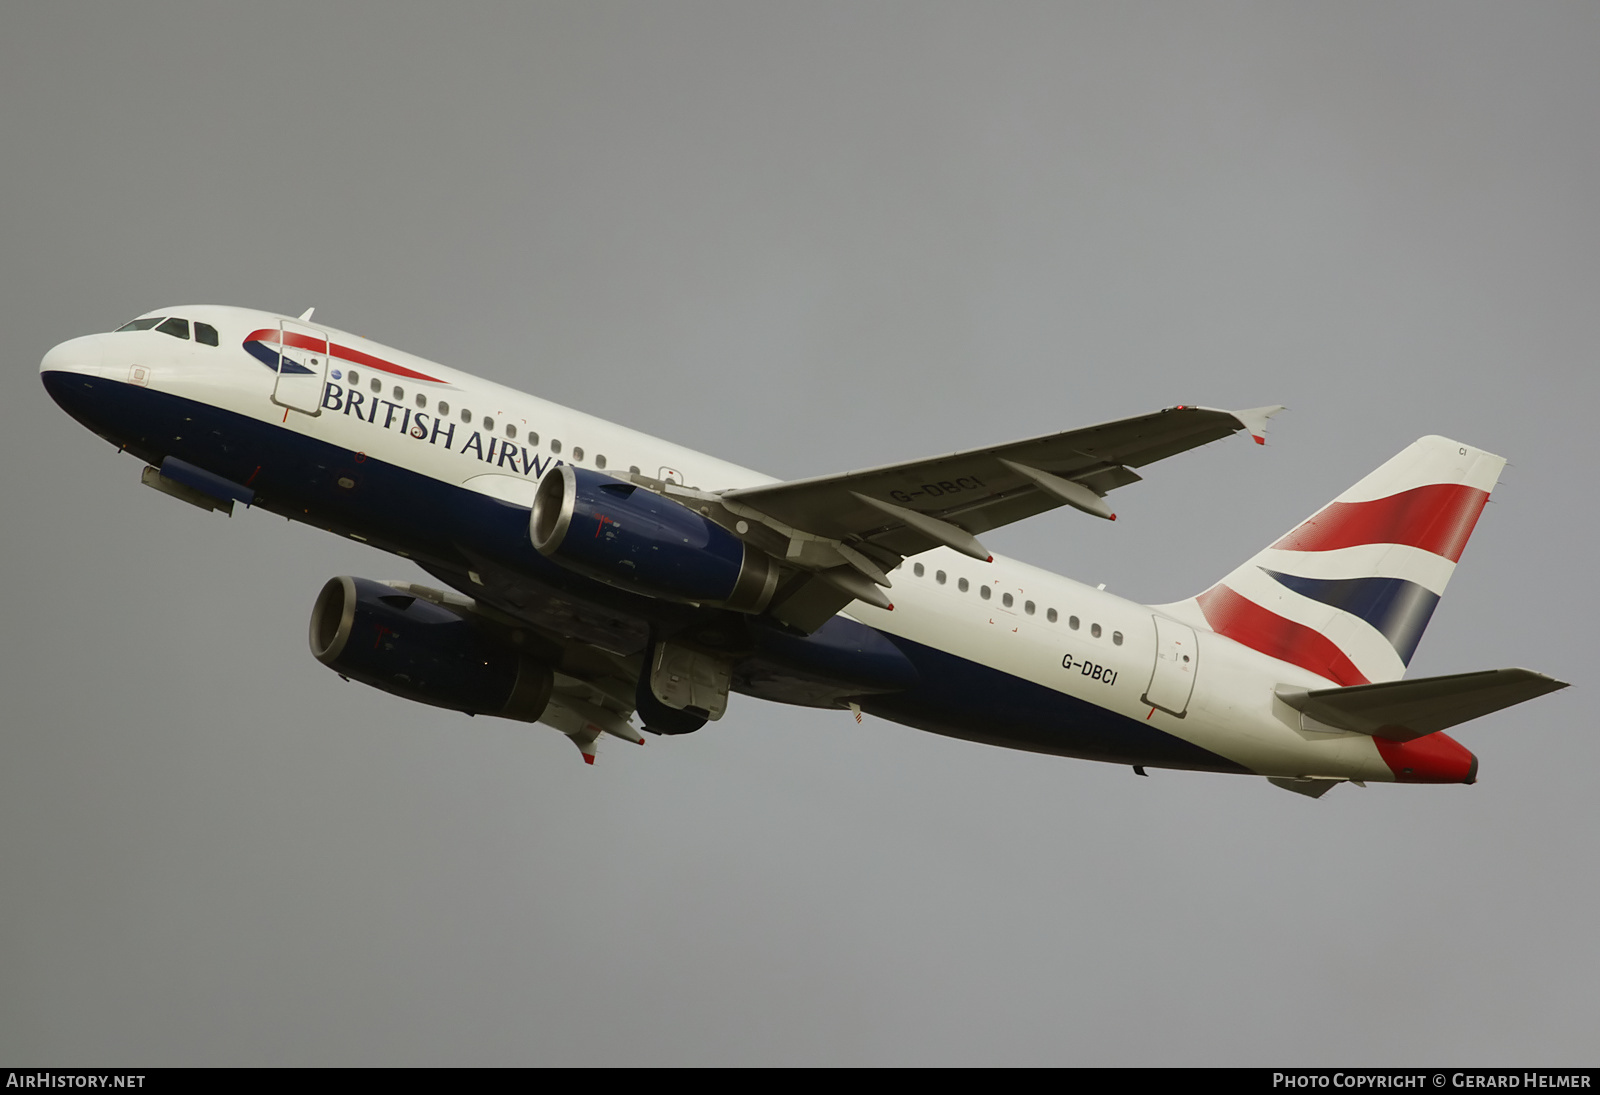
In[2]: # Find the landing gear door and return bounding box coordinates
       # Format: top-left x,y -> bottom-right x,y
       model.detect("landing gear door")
650,640 -> 731,721
271,319 -> 330,417
1143,615 -> 1198,717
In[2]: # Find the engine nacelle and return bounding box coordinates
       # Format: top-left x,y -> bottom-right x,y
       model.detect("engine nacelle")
310,576 -> 553,722
530,466 -> 778,612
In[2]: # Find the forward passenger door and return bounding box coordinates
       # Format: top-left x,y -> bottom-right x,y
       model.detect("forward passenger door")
271,319 -> 331,416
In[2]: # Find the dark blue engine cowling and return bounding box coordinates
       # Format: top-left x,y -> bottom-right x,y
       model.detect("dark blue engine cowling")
530,466 -> 777,612
310,576 -> 553,721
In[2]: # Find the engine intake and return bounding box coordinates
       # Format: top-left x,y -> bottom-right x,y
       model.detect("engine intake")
310,576 -> 553,722
530,465 -> 777,612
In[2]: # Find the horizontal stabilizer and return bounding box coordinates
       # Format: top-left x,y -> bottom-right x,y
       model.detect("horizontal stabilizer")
1276,668 -> 1568,742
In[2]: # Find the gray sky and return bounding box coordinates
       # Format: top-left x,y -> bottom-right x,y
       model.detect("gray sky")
2,2 -> 1595,1066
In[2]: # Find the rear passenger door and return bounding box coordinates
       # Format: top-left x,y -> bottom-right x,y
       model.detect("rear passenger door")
1142,615 -> 1198,717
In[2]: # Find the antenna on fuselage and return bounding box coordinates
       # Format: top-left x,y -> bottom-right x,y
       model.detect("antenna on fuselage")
297,307 -> 316,322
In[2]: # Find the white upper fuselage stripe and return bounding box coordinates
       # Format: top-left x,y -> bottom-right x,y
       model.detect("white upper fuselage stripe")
1232,544 -> 1458,596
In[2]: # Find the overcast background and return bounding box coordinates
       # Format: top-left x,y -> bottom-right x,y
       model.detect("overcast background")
2,2 -> 1595,1066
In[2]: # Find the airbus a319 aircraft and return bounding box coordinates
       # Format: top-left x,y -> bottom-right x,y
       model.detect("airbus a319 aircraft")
41,306 -> 1566,796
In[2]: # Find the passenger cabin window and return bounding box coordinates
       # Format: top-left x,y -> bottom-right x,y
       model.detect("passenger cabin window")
1069,616 -> 1080,630
913,563 -> 925,577
484,418 -> 494,432
437,401 -> 450,415
551,440 -> 562,454
1025,600 -> 1035,615
1091,623 -> 1102,638
595,454 -> 607,469
157,317 -> 190,340
980,585 -> 991,600
370,378 -> 382,393
1112,631 -> 1123,646
1002,593 -> 1013,608
1047,608 -> 1058,623
573,447 -> 584,461
506,424 -> 517,439
958,578 -> 969,592
936,570 -> 947,585
461,408 -> 472,423
416,393 -> 427,408
195,322 -> 219,346
116,318 -> 162,332
393,385 -> 404,400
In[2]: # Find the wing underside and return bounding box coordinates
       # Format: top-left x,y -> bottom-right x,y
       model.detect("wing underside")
707,404 -> 1281,628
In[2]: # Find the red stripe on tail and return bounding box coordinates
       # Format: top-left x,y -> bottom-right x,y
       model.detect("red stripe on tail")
1196,585 -> 1369,686
1270,483 -> 1490,562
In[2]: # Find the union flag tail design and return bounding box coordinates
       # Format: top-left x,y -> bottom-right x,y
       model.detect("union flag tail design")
1162,436 -> 1505,686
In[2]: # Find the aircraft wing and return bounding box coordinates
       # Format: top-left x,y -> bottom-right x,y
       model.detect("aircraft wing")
724,404 -> 1280,545
697,405 -> 1279,624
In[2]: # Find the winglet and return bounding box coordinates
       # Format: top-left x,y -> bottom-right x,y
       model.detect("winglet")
1231,405 -> 1286,445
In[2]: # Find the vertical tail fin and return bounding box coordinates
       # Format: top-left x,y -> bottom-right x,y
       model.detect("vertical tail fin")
1159,436 -> 1505,685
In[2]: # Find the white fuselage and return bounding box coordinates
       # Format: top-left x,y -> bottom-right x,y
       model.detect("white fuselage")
41,304 -> 1420,784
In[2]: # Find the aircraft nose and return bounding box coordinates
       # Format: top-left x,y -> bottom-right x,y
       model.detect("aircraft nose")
40,334 -> 117,430
40,333 -> 106,377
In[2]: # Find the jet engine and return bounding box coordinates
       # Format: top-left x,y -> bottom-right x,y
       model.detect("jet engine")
530,466 -> 777,612
310,576 -> 553,722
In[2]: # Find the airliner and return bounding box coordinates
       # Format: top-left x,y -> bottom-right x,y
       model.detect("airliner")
40,305 -> 1567,796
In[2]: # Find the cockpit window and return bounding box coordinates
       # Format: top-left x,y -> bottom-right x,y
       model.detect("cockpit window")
116,317 -> 162,332
156,317 -> 190,340
195,322 -> 219,346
